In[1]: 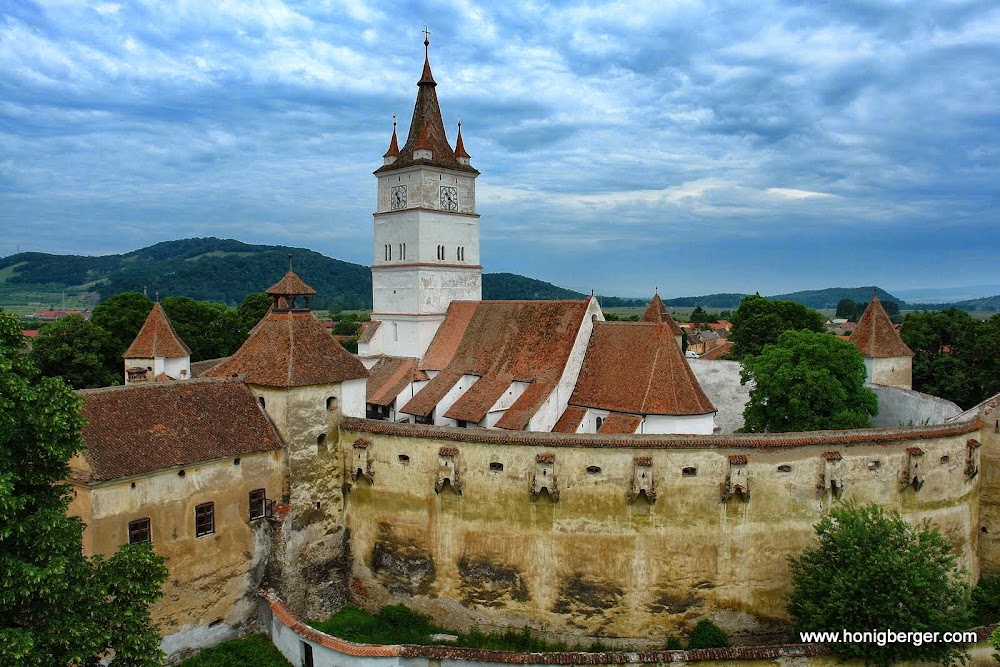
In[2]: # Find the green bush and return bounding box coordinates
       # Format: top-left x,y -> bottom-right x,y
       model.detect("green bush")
974,576 -> 1000,625
664,636 -> 683,650
177,634 -> 291,666
686,619 -> 730,649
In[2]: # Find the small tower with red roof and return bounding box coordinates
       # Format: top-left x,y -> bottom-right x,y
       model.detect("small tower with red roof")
123,302 -> 191,384
849,296 -> 914,389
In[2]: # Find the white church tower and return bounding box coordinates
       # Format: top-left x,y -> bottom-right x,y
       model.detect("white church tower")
365,32 -> 482,359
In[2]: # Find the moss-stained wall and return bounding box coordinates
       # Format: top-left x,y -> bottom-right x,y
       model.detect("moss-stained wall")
974,398 -> 1000,574
254,383 -> 352,619
69,450 -> 282,654
336,420 -> 981,643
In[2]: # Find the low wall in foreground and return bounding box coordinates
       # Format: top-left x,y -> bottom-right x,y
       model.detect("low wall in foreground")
259,591 -> 998,667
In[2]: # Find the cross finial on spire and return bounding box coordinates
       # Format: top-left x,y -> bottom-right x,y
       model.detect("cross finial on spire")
423,25 -> 430,52
288,253 -> 293,273
154,291 -> 159,303
392,112 -> 397,130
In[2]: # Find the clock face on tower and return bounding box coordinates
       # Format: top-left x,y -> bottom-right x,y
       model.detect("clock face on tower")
390,185 -> 407,210
439,186 -> 459,211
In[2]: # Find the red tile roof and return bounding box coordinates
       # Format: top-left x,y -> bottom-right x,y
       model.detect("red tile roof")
907,446 -> 924,456
634,455 -> 652,466
123,302 -> 191,359
358,320 -> 381,344
189,357 -> 228,378
822,451 -> 843,461
570,322 -> 715,416
204,310 -> 367,387
598,413 -> 642,434
454,123 -> 471,159
640,294 -> 683,336
698,341 -> 734,360
266,270 -> 316,297
77,378 -> 281,481
383,124 -> 400,158
439,446 -> 458,456
405,300 -> 593,429
22,329 -> 39,338
374,46 -> 478,175
367,357 -> 426,406
536,452 -> 555,463
552,406 -> 587,433
729,454 -> 748,465
850,297 -> 913,358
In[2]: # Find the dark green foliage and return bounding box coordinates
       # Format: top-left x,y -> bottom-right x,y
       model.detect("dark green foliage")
90,291 -> 154,362
689,306 -> 710,324
311,605 -> 574,651
664,293 -> 748,309
973,576 -> 1000,625
901,310 -> 1000,409
664,636 -> 683,650
0,311 -> 168,666
30,314 -> 119,388
729,294 -> 825,360
769,286 -> 901,310
177,634 -> 292,667
789,502 -> 973,666
483,273 -> 584,300
686,619 -> 730,649
161,296 -> 244,362
740,330 -> 877,433
835,298 -> 858,321
238,292 -> 272,333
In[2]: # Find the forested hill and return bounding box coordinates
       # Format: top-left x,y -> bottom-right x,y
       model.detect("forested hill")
0,238 -> 586,310
767,286 -> 901,309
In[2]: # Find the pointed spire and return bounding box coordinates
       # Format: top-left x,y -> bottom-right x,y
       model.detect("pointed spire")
850,296 -> 913,358
266,256 -> 317,312
383,114 -> 400,160
454,118 -> 470,161
419,25 -> 435,85
642,293 -> 683,337
124,303 -> 191,359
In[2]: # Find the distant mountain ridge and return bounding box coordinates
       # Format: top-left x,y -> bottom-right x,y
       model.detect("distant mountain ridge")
0,238 -> 585,310
1,238 -> 996,312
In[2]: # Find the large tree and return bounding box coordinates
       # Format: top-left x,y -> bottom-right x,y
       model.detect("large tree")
0,311 -> 167,665
30,314 -> 119,389
728,294 -> 824,359
160,296 -> 243,361
740,329 -> 877,432
90,291 -> 154,363
789,502 -> 973,666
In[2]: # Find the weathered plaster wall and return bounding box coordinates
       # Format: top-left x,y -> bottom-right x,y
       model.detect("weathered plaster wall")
867,356 -> 912,390
689,360 -> 749,434
871,384 -> 962,427
69,450 -> 282,657
254,382 -> 353,620
336,419 -> 982,644
968,397 -> 1000,574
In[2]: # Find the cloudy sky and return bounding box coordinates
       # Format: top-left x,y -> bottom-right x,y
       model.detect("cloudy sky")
2,1 -> 998,297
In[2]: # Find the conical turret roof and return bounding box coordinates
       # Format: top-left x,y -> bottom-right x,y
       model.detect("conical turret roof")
124,302 -> 191,359
850,296 -> 913,358
641,293 -> 683,336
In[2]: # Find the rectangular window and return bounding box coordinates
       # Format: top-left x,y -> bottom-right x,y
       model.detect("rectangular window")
195,502 -> 215,537
249,489 -> 266,520
128,518 -> 151,544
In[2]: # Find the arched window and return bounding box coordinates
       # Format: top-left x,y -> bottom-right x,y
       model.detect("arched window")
595,416 -> 604,431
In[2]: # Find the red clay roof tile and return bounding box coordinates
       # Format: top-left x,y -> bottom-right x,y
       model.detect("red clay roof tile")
439,446 -> 458,456
123,303 -> 191,359
78,378 -> 280,481
698,341 -> 734,360
552,406 -> 587,433
729,454 -> 748,465
822,451 -> 843,461
367,356 -> 423,406
265,270 -> 317,297
598,413 -> 642,434
401,370 -> 464,418
536,452 -> 555,463
634,455 -> 652,466
204,310 -> 367,387
850,297 -> 913,358
358,320 -> 382,344
640,294 -> 683,336
570,322 -> 715,416
444,375 -> 512,423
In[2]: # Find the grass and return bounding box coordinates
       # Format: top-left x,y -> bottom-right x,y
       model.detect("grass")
176,634 -> 292,667
310,604 -> 582,652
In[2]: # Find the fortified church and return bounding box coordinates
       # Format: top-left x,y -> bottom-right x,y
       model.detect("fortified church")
67,37 -> 1000,660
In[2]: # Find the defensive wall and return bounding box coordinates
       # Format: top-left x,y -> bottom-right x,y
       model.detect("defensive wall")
259,590 -> 1000,667
333,416 -> 985,643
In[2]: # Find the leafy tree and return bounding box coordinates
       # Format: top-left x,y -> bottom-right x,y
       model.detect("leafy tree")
162,296 -> 244,361
835,298 -> 858,321
740,330 -> 877,432
901,310 -> 1000,409
728,294 -> 824,359
0,311 -> 168,665
686,619 -> 729,649
237,292 -> 272,334
91,291 -> 154,362
690,306 -> 710,324
30,314 -> 119,388
789,502 -> 973,666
